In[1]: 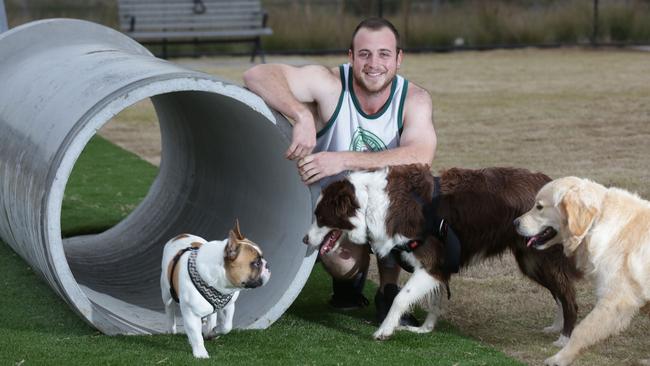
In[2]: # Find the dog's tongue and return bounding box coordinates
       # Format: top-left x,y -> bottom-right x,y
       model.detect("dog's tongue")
526,236 -> 538,247
526,227 -> 556,247
320,230 -> 342,256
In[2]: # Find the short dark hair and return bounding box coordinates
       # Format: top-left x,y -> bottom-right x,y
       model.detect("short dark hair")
350,17 -> 401,52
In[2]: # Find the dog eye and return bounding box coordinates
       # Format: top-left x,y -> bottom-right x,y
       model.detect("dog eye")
536,204 -> 543,210
251,259 -> 261,268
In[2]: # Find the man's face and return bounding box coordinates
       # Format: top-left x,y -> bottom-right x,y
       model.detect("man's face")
349,27 -> 402,95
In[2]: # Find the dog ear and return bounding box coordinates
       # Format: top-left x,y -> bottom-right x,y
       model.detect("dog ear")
335,190 -> 355,218
226,229 -> 241,260
233,218 -> 244,240
560,187 -> 599,253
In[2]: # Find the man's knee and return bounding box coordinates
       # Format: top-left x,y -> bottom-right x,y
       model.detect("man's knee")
321,241 -> 370,280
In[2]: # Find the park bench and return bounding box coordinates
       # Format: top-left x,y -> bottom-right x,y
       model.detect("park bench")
117,0 -> 272,61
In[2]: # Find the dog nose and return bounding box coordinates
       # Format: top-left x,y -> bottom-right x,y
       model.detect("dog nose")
302,235 -> 309,245
513,217 -> 521,228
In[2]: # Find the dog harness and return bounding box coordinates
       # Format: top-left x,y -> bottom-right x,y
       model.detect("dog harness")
168,246 -> 233,313
392,176 -> 462,275
168,247 -> 194,303
187,250 -> 233,312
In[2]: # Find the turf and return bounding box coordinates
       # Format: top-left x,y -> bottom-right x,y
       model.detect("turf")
60,136 -> 159,237
0,136 -> 522,365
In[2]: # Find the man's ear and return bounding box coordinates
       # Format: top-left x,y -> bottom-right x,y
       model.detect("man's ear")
560,187 -> 599,253
396,48 -> 403,68
226,229 -> 241,261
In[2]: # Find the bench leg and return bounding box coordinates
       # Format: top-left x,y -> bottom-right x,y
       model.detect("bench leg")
251,37 -> 265,63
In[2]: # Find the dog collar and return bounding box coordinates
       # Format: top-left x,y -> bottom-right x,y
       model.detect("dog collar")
188,250 -> 233,313
393,239 -> 426,253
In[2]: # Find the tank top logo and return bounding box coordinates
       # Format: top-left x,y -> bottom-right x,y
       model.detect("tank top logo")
349,127 -> 388,152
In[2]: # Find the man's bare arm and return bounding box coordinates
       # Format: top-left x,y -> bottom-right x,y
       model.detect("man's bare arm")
349,84 -> 436,167
298,84 -> 436,184
243,64 -> 339,160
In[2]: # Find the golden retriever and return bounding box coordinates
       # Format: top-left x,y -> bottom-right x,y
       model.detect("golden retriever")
515,176 -> 650,366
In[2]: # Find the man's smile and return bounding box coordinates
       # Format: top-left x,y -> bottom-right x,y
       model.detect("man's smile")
363,67 -> 386,78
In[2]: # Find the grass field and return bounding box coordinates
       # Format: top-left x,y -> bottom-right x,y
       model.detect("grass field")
1,48 -> 649,365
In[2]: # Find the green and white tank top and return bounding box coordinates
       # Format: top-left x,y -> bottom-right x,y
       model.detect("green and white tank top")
315,63 -> 409,187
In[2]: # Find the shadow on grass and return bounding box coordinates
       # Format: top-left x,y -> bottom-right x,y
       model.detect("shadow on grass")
286,263 -> 379,338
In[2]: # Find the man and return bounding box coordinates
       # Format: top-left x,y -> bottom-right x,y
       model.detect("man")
243,18 -> 436,324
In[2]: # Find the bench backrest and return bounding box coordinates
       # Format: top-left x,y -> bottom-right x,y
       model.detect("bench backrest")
117,0 -> 267,34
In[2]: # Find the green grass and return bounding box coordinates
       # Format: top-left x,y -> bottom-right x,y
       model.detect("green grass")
60,136 -> 158,237
0,136 -> 522,365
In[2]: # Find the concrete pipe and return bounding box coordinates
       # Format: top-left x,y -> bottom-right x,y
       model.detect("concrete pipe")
0,19 -> 317,335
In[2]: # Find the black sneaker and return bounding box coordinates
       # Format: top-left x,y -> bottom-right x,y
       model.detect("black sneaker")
375,284 -> 420,326
328,272 -> 369,311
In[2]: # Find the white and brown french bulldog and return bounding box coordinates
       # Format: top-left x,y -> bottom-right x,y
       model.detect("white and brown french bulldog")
160,220 -> 271,358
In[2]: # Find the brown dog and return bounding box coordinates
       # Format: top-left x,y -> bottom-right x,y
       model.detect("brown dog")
305,164 -> 581,341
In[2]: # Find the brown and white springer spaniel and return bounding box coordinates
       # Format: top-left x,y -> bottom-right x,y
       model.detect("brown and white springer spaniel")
304,164 -> 581,343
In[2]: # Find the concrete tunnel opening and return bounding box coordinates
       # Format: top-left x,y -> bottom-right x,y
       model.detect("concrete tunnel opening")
59,90 -> 316,333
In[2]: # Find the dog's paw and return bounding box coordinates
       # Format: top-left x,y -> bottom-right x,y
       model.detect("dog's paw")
204,324 -> 231,339
543,324 -> 562,334
192,349 -> 210,359
544,353 -> 570,366
553,335 -> 569,348
373,328 -> 394,341
214,324 -> 232,335
203,330 -> 221,340
396,325 -> 433,334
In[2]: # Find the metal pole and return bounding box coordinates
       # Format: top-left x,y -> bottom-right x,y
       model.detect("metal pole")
592,0 -> 599,46
0,0 -> 8,33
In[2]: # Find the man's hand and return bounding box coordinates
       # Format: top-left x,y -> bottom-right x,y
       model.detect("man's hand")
285,117 -> 316,161
297,152 -> 346,185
